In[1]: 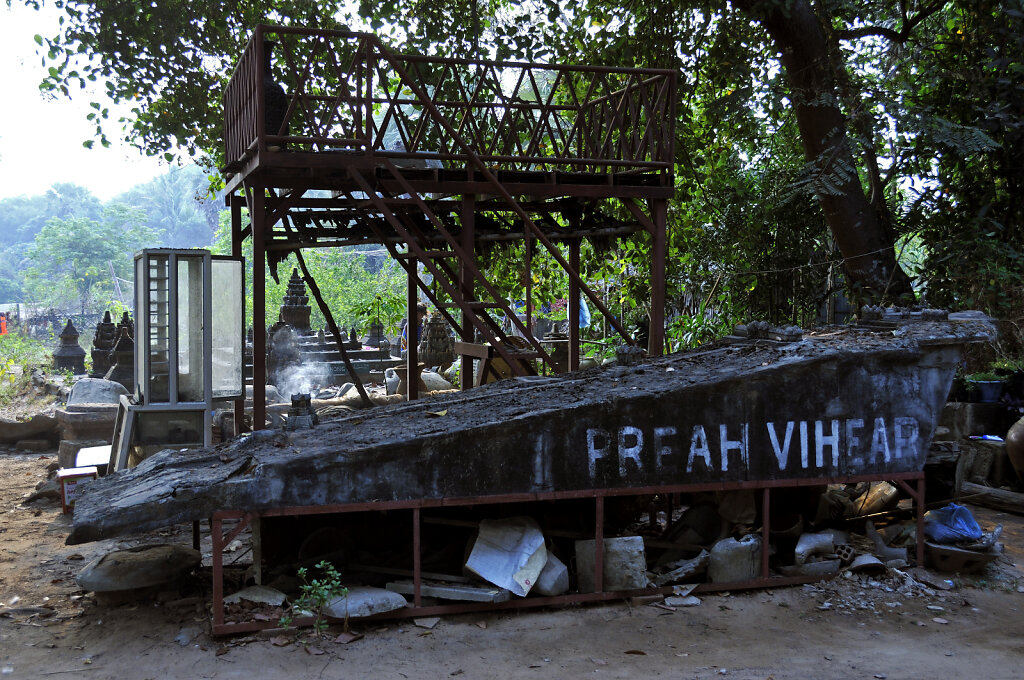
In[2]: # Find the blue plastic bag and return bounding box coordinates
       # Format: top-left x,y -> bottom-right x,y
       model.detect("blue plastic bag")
924,503 -> 983,543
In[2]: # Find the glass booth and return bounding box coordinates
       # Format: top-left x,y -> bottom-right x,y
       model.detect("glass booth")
110,249 -> 244,472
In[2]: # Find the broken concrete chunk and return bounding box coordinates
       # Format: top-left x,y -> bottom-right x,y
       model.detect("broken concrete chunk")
323,586 -> 407,619
794,532 -> 834,565
576,536 -> 647,593
414,616 -> 440,629
465,517 -> 547,597
76,544 -> 201,592
223,585 -> 287,606
707,535 -> 761,583
865,521 -> 908,562
534,552 -> 569,596
652,550 -> 710,587
664,595 -> 702,607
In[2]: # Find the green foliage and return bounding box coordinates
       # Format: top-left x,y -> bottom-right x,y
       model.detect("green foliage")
24,205 -> 157,315
0,327 -> 51,406
279,560 -> 348,636
19,0 -> 1024,337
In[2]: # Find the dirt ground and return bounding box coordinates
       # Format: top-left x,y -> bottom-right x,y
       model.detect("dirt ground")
2,450 -> 1023,680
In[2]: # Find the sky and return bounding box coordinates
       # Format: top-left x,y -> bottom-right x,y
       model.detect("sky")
0,2 -> 166,202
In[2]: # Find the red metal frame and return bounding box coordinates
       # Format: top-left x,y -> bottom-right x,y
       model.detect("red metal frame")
209,471 -> 925,636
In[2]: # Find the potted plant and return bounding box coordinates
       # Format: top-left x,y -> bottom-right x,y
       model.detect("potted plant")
992,358 -> 1024,401
965,371 -> 1004,403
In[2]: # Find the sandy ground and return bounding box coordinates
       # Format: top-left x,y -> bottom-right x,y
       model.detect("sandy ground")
2,450 -> 1024,680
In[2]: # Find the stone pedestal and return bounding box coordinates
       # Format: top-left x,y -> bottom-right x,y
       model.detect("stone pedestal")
56,403 -> 119,442
58,439 -> 111,469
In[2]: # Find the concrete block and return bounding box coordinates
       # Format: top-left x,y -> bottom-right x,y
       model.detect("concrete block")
707,535 -> 762,583
56,406 -> 117,442
575,536 -> 647,593
58,439 -> 109,469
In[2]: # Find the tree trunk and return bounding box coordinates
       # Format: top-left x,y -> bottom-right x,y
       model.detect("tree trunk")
734,0 -> 914,302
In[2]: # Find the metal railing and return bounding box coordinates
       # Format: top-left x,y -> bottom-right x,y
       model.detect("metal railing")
224,25 -> 676,177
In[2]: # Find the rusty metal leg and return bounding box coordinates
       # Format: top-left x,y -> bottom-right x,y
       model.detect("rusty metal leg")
407,266 -> 419,401
648,199 -> 667,356
761,487 -> 771,578
568,241 -> 580,372
211,516 -> 225,630
460,192 -> 475,390
251,186 -> 267,430
917,477 -> 926,566
413,507 -> 422,608
231,197 -> 247,436
594,495 -> 604,594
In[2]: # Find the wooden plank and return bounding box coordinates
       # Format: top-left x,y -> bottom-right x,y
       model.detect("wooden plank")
961,482 -> 1024,515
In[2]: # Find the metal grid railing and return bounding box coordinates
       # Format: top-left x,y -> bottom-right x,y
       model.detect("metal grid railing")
224,25 -> 676,177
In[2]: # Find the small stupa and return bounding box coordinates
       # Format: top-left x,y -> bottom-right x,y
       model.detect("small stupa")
90,311 -> 118,378
53,319 -> 86,374
279,268 -> 312,331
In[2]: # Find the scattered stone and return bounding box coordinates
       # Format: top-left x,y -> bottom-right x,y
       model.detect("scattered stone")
175,625 -> 202,646
664,595 -> 702,607
24,479 -> 61,503
414,617 -> 440,629
334,631 -> 362,644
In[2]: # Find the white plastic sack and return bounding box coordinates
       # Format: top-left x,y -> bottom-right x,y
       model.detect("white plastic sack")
465,517 -> 547,597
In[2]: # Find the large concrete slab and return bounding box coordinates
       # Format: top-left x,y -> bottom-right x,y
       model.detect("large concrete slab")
68,319 -> 994,545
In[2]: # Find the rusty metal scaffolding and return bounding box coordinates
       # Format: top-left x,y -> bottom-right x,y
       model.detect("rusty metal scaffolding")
222,24 -> 676,428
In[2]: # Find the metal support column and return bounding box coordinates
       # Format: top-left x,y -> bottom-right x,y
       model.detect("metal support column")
460,193 -> 475,389
761,488 -> 771,577
251,186 -> 267,430
568,240 -> 580,372
230,197 -> 247,435
649,199 -> 667,356
407,262 -> 419,400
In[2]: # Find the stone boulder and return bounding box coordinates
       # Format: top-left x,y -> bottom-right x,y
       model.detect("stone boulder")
67,378 -> 128,405
76,544 -> 201,592
323,586 -> 407,619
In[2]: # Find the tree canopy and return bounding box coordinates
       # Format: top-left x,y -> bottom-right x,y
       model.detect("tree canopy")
21,0 -> 1024,350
